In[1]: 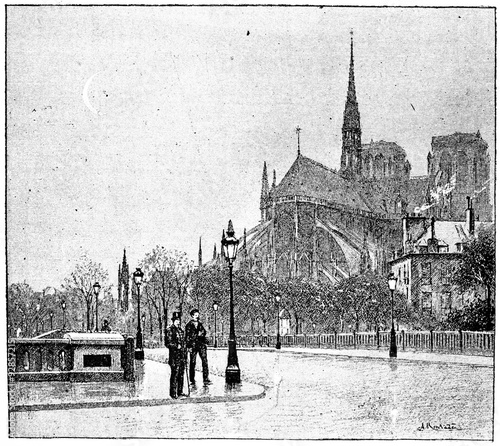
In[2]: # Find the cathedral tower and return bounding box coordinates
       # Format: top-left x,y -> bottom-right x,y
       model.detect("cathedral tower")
340,31 -> 362,176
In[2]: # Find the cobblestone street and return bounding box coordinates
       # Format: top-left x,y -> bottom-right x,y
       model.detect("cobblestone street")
10,348 -> 493,439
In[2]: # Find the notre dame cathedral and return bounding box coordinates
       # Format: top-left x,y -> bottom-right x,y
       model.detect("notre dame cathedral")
235,33 -> 492,284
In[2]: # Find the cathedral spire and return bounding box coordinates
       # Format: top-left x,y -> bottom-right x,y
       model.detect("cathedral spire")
213,243 -> 217,260
340,30 -> 362,175
296,126 -> 302,156
198,236 -> 202,267
260,161 -> 270,221
272,169 -> 276,188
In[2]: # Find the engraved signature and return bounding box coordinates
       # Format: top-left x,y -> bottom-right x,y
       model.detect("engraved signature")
417,422 -> 463,432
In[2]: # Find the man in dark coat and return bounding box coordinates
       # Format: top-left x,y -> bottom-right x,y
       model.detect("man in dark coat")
165,312 -> 188,399
185,308 -> 212,385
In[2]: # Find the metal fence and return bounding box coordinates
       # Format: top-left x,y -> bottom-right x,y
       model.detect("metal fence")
206,330 -> 494,355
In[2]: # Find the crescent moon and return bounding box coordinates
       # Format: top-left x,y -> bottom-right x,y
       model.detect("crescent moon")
82,72 -> 101,115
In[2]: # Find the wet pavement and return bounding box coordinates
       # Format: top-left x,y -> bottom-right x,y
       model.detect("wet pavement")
9,358 -> 265,412
9,348 -> 493,439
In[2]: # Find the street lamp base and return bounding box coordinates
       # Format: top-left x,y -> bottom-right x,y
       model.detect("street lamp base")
135,349 -> 145,360
389,327 -> 397,358
276,341 -> 281,350
225,364 -> 241,384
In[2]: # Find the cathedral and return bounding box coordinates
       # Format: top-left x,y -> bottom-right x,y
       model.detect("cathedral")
235,33 -> 492,284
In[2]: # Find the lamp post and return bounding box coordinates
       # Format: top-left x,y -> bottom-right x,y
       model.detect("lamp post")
93,282 -> 101,332
50,311 -> 54,331
312,322 -> 316,334
213,301 -> 219,348
133,267 -> 145,360
61,300 -> 67,331
221,220 -> 241,384
36,303 -> 40,335
141,313 -> 146,346
371,298 -> 378,332
388,273 -> 398,358
275,294 -> 281,350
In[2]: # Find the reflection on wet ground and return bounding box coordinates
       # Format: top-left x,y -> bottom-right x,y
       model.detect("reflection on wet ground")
9,359 -> 265,411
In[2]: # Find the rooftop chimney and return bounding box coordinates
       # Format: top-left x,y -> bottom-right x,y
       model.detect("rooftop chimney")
427,216 -> 438,253
466,196 -> 475,237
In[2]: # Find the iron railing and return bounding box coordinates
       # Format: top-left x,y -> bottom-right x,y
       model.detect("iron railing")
205,330 -> 494,354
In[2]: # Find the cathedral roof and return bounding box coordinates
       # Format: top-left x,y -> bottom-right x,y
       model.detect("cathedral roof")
406,176 -> 429,212
361,140 -> 406,157
273,155 -> 372,213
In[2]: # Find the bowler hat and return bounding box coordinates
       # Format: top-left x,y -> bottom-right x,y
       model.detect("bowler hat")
190,308 -> 200,316
171,312 -> 181,321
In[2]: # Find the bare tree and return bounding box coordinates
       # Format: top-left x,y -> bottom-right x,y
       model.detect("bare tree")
62,254 -> 111,331
141,246 -> 195,343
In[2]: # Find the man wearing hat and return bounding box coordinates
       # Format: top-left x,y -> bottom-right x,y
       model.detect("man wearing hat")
185,308 -> 212,385
165,312 -> 188,399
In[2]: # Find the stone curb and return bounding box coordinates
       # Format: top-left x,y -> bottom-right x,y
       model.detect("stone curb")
9,387 -> 267,412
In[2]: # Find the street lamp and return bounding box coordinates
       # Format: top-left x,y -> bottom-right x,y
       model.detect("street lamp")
93,282 -> 101,332
50,311 -> 54,331
221,220 -> 241,384
133,267 -> 145,360
213,301 -> 219,348
275,294 -> 281,350
61,300 -> 67,331
312,322 -> 316,334
388,273 -> 398,358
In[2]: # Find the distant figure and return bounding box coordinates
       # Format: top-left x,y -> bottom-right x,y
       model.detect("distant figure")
185,308 -> 212,385
166,312 -> 188,399
101,319 -> 111,333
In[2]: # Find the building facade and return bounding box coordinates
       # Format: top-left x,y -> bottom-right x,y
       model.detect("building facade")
388,198 -> 491,317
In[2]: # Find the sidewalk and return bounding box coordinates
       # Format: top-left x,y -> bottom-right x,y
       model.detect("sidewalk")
9,359 -> 266,412
232,345 -> 493,367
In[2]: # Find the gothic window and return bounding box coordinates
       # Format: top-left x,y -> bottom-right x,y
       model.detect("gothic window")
457,151 -> 468,183
440,151 -> 452,182
473,160 -> 478,185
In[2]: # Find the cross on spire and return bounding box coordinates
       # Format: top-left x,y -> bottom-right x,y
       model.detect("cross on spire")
296,126 -> 302,156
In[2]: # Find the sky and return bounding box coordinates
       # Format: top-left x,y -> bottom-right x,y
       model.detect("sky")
6,6 -> 495,292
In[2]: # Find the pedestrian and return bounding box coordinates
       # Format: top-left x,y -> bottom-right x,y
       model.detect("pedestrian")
165,312 -> 188,399
101,319 -> 111,333
185,308 -> 212,386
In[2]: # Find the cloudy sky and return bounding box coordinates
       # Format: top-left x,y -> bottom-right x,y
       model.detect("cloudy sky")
6,6 -> 494,291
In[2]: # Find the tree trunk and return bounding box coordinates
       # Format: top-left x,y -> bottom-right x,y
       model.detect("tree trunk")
158,315 -> 163,345
486,284 -> 492,331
